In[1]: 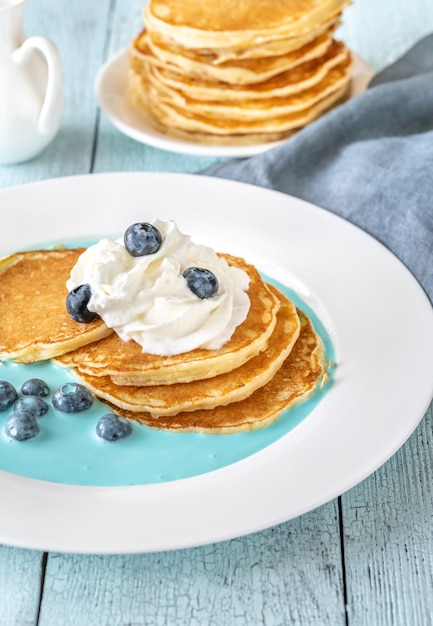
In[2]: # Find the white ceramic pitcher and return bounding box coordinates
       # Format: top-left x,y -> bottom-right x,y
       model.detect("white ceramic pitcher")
0,0 -> 63,165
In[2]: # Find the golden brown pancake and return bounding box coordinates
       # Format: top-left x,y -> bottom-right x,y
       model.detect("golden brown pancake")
72,285 -> 300,416
54,255 -> 280,386
144,0 -> 350,48
146,39 -> 349,102
149,14 -> 342,64
145,56 -> 352,121
103,310 -> 326,433
136,28 -> 337,85
132,74 -> 350,137
0,249 -> 112,363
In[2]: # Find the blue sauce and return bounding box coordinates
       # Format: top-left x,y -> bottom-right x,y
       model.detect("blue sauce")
0,274 -> 335,486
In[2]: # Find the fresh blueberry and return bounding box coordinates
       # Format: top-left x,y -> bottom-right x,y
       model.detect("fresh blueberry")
183,267 -> 219,299
15,396 -> 49,418
52,383 -> 93,413
124,222 -> 162,257
21,378 -> 50,397
96,414 -> 133,442
66,284 -> 99,323
5,411 -> 40,441
0,380 -> 18,412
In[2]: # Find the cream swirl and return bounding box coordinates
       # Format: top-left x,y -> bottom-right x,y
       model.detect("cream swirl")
67,220 -> 250,355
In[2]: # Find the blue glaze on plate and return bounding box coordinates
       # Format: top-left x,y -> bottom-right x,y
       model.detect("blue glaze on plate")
0,272 -> 335,486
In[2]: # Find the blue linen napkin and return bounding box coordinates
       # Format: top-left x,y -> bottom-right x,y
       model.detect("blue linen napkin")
202,34 -> 433,304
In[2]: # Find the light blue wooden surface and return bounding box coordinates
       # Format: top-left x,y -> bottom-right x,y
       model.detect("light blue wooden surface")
0,1 -> 432,624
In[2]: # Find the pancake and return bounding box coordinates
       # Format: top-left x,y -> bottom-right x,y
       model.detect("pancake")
72,285 -> 300,416
146,39 -> 349,102
54,255 -> 281,386
137,125 -> 296,146
145,55 -> 352,121
133,76 -> 350,137
144,0 -> 349,49
131,27 -> 336,85
0,249 -> 112,363
103,309 -> 327,433
152,15 -> 342,64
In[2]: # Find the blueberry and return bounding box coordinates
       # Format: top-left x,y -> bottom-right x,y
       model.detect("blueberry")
96,413 -> 133,442
15,396 -> 49,418
66,284 -> 99,323
183,267 -> 219,299
21,378 -> 50,397
52,383 -> 93,413
5,411 -> 40,441
124,222 -> 162,257
0,380 -> 18,412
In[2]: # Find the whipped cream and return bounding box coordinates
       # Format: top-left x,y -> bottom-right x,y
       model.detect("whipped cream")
67,219 -> 250,356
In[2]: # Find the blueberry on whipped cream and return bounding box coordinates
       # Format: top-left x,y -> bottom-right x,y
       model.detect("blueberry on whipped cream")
124,222 -> 162,257
66,283 -> 99,323
183,267 -> 218,299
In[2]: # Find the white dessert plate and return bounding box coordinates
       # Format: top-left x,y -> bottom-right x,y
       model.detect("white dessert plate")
95,49 -> 373,158
0,172 -> 432,554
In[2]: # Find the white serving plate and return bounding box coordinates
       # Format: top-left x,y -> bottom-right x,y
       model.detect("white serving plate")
0,172 -> 431,554
95,50 -> 373,158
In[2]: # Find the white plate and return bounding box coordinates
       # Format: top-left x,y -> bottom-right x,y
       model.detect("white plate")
0,173 -> 432,554
95,49 -> 373,158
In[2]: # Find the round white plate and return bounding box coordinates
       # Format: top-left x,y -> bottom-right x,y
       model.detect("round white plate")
95,49 -> 373,158
0,173 -> 432,554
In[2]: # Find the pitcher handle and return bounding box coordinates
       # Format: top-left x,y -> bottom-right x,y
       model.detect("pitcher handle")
12,36 -> 62,135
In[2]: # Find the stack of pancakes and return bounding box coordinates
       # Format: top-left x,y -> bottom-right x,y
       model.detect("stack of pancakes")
128,0 -> 352,145
0,248 -> 328,433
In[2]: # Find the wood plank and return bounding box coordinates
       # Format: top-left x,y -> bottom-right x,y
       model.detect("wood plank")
342,402 -> 433,625
0,546 -> 44,625
0,0 -> 111,191
38,502 -> 345,626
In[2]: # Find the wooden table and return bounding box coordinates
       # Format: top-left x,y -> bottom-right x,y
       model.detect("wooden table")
1,1 -> 432,624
